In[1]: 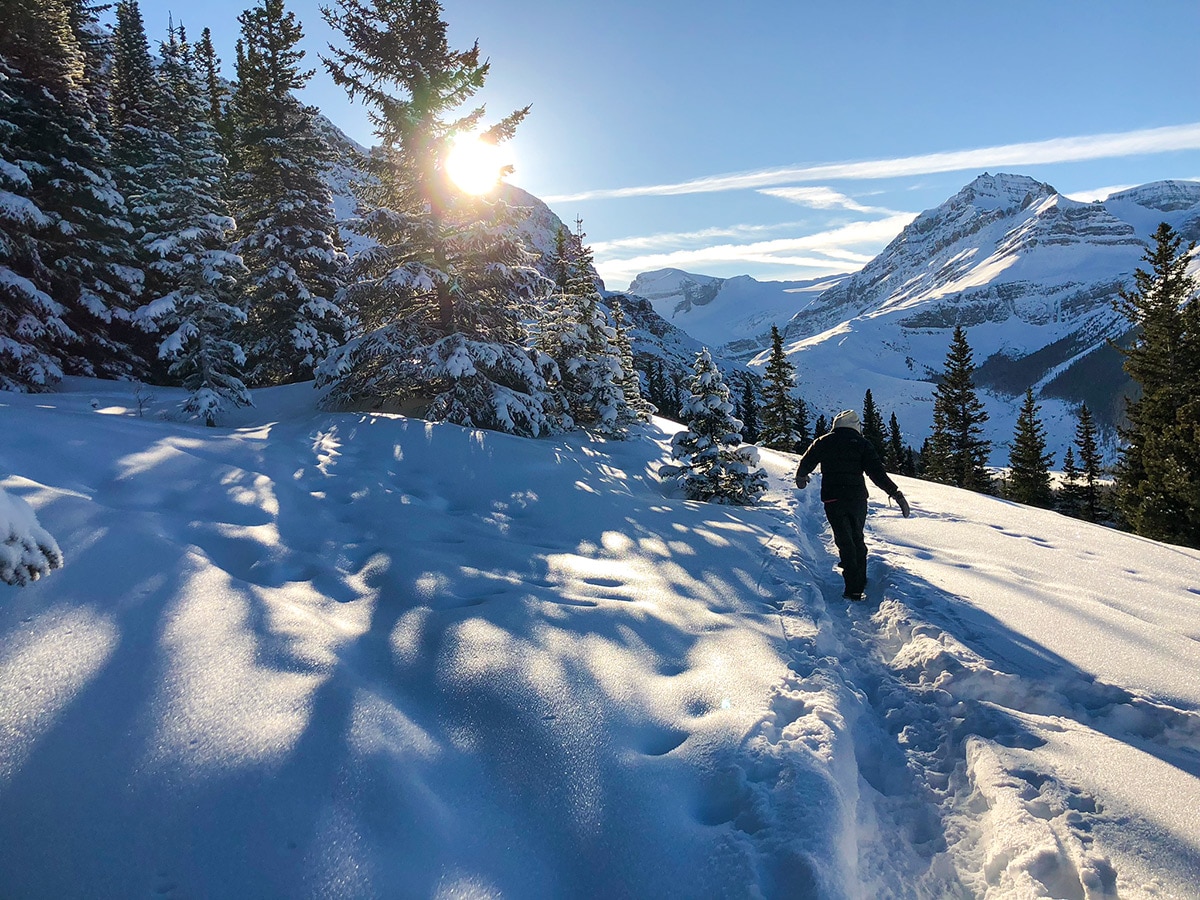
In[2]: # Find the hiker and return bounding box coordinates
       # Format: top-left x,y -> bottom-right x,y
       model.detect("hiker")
794,409 -> 910,601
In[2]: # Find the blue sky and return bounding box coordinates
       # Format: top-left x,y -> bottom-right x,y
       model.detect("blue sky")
140,0 -> 1200,288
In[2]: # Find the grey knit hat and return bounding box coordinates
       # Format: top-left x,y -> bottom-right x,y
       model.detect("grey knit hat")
832,409 -> 862,432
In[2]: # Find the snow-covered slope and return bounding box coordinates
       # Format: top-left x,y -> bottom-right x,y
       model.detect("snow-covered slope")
2,380 -> 1199,897
627,268 -> 848,356
760,174 -> 1200,462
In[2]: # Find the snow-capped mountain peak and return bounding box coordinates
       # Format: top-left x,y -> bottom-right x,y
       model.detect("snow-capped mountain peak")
954,171 -> 1055,212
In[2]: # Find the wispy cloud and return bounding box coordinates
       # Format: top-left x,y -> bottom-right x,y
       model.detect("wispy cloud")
1063,183 -> 1138,203
590,221 -> 811,255
595,214 -> 915,285
756,186 -> 894,214
547,122 -> 1200,203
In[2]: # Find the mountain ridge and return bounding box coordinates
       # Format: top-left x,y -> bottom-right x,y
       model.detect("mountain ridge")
616,174 -> 1200,462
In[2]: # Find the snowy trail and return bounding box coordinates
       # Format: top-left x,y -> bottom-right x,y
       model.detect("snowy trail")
747,453 -> 1200,898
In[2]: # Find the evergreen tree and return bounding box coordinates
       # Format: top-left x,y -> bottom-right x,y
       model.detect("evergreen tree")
0,48 -> 70,390
317,0 -> 550,436
794,397 -> 811,452
193,28 -> 233,152
537,222 -> 624,432
65,0 -> 114,134
886,412 -> 905,473
646,358 -> 680,420
108,0 -> 167,377
660,348 -> 767,504
903,446 -> 917,478
565,227 -> 625,432
0,0 -> 143,387
739,376 -> 759,443
611,300 -> 653,425
862,389 -> 887,460
759,324 -> 798,450
1007,388 -> 1054,507
231,0 -> 349,386
1113,222 -> 1200,546
1058,446 -> 1084,517
926,325 -> 992,491
1075,404 -> 1103,523
134,25 -> 250,425
814,413 -> 829,437
549,224 -> 571,292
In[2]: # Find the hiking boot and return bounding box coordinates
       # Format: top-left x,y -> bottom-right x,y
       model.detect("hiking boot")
842,591 -> 864,602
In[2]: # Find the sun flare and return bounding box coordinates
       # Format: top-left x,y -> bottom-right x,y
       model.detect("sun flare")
445,131 -> 510,195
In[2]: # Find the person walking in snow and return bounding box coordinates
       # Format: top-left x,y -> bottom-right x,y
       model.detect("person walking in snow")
794,409 -> 910,601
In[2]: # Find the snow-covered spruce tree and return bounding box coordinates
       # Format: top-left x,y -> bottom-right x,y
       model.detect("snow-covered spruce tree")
536,222 -> 625,432
564,227 -> 625,432
660,349 -> 767,504
759,324 -> 798,451
1074,404 -> 1103,523
862,389 -> 887,461
0,486 -> 63,586
0,54 -> 72,391
193,28 -> 234,154
231,0 -> 349,386
1007,387 -> 1053,508
317,0 -> 550,436
1113,223 -> 1200,546
610,299 -> 654,426
109,0 -> 178,378
134,26 -> 250,425
925,325 -> 992,491
0,0 -> 143,386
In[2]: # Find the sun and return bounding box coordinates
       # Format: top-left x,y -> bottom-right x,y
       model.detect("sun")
445,131 -> 511,195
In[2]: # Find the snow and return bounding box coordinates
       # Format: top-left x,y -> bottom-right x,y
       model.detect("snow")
0,485 -> 62,585
1,378 -> 1199,898
627,268 -> 848,353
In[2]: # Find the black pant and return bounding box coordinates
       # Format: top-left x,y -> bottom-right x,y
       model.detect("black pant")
824,498 -> 868,595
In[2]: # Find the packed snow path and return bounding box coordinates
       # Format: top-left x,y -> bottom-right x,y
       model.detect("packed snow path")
2,381 -> 1199,898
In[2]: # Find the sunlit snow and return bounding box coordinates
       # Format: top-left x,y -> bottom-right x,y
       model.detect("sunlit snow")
1,379 -> 1198,898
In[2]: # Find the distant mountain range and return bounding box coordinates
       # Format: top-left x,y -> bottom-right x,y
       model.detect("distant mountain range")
625,269 -> 848,357
622,174 -> 1200,463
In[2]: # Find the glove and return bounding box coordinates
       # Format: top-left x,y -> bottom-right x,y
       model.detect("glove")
894,490 -> 910,518
795,472 -> 809,489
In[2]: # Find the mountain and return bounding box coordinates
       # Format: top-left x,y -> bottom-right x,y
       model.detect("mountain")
3,380 -> 1199,896
616,174 -> 1200,462
765,173 -> 1200,461
627,268 -> 849,356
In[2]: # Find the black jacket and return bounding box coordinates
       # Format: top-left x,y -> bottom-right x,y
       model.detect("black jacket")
795,427 -> 899,503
